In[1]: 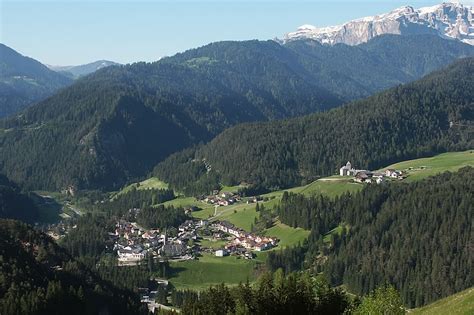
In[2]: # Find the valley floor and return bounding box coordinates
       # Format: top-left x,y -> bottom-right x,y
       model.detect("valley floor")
38,150 -> 474,293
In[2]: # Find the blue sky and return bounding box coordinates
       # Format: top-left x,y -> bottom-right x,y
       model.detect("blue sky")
0,0 -> 471,65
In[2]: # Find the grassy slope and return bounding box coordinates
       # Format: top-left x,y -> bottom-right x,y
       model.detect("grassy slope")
286,176 -> 363,197
410,287 -> 474,315
112,177 -> 169,199
199,239 -> 228,250
323,224 -> 346,243
168,253 -> 260,290
163,179 -> 352,290
265,221 -> 310,248
162,177 -> 362,231
380,150 -> 474,182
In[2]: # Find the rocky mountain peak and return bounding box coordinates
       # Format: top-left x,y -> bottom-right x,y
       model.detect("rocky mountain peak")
282,2 -> 474,46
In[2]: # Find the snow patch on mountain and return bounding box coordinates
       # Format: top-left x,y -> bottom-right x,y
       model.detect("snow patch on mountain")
282,2 -> 474,46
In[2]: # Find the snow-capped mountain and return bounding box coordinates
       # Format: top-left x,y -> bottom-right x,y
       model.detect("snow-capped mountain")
282,2 -> 474,46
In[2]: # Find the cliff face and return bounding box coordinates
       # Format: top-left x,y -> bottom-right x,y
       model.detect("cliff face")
283,3 -> 474,46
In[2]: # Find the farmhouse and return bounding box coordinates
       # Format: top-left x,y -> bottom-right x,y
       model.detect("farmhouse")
203,191 -> 241,206
221,192 -> 233,198
184,206 -> 200,214
385,169 -> 403,179
354,171 -> 371,183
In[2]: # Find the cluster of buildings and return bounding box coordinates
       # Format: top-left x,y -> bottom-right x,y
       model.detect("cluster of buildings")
339,161 -> 404,184
113,216 -> 279,264
201,191 -> 242,206
112,219 -> 200,265
112,220 -> 160,264
212,220 -> 279,256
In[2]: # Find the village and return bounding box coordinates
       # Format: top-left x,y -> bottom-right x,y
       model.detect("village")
35,158 -> 427,313
111,208 -> 279,266
41,161 -> 403,263
339,161 -> 405,184
42,162 -> 403,266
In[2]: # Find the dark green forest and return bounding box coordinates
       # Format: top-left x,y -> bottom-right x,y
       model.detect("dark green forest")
102,187 -> 175,214
136,205 -> 189,230
60,214 -> 111,259
0,174 -> 40,223
268,167 -> 474,308
0,219 -> 147,315
178,272 -> 351,315
167,271 -> 405,315
1,35 -> 473,191
156,57 -> 474,193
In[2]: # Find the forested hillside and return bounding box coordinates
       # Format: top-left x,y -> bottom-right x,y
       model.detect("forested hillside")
284,34 -> 474,101
325,167 -> 473,307
269,167 -> 474,308
0,44 -> 72,118
0,174 -> 40,223
175,271 -> 351,314
155,57 -> 474,193
1,35 -> 473,191
0,219 -> 147,315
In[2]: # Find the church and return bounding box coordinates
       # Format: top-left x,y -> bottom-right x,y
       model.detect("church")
339,161 -> 355,176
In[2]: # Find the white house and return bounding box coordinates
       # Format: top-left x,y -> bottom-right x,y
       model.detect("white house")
375,176 -> 385,184
215,249 -> 228,257
385,169 -> 402,178
117,247 -> 147,262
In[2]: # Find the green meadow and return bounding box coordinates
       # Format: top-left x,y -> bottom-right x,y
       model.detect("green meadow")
264,221 -> 310,248
168,253 -> 261,290
286,176 -> 363,197
381,150 -> 473,182
112,177 -> 169,199
410,287 -> 474,315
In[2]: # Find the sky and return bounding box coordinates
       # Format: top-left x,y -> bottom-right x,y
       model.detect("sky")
1,0 -> 472,65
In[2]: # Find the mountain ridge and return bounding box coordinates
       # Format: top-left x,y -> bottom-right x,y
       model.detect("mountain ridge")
154,57 -> 474,193
282,2 -> 474,46
1,36 -> 473,191
0,43 -> 72,117
48,60 -> 121,78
